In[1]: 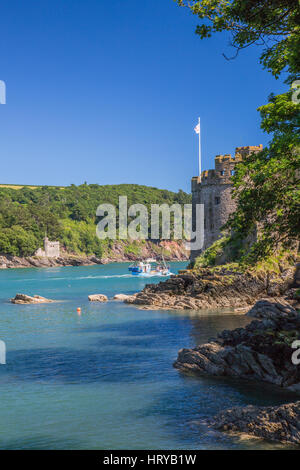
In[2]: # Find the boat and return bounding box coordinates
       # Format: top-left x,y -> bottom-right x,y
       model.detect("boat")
128,257 -> 172,277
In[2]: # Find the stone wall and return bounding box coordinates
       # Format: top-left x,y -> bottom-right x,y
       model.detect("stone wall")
190,145 -> 263,261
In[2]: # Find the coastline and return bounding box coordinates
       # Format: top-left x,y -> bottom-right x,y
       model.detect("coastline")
0,254 -> 105,269
0,240 -> 189,269
126,264 -> 298,310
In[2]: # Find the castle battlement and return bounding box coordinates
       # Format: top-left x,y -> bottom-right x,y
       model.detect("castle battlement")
235,144 -> 263,159
214,154 -> 236,163
190,144 -> 262,261
192,145 -> 263,190
235,145 -> 263,151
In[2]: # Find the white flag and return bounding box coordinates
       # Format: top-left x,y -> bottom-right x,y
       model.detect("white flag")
194,123 -> 200,134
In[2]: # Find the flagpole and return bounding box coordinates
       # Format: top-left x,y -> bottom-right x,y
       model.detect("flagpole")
198,117 -> 201,180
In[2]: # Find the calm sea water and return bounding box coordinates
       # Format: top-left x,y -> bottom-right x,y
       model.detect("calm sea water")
0,262 -> 296,450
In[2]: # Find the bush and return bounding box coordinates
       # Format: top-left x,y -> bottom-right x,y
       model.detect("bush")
0,226 -> 38,256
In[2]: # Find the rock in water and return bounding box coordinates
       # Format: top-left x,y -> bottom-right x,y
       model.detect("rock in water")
211,401 -> 300,445
113,294 -> 136,302
10,294 -> 54,304
88,294 -> 108,302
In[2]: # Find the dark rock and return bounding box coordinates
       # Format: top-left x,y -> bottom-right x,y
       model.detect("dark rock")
174,299 -> 300,392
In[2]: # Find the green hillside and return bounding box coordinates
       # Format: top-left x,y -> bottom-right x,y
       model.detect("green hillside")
0,183 -> 191,257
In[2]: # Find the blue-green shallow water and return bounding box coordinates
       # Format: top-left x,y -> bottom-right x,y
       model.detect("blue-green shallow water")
0,262 -> 297,450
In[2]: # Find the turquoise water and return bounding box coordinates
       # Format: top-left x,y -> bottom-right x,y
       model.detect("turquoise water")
0,262 -> 296,450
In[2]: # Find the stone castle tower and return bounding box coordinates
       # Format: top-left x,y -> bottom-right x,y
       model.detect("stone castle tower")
35,236 -> 60,258
190,145 -> 263,261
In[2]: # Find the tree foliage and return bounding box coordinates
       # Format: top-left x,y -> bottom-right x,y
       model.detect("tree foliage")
227,91 -> 300,260
176,0 -> 300,78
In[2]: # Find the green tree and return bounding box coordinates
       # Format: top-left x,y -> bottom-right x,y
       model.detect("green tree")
176,0 -> 300,78
227,92 -> 300,260
0,226 -> 37,257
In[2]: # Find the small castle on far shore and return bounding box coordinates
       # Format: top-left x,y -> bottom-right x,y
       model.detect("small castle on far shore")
191,145 -> 263,261
35,236 -> 60,258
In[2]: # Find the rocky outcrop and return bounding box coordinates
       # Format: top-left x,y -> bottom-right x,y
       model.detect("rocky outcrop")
10,294 -> 54,304
210,401 -> 300,445
246,297 -> 300,320
127,266 -> 296,310
0,254 -> 104,269
88,294 -> 108,302
174,299 -> 300,392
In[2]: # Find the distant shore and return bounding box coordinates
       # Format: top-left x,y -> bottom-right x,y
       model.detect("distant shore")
0,251 -> 188,270
0,254 -> 104,269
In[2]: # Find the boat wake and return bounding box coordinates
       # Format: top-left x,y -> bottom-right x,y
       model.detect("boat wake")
77,273 -> 174,279
10,273 -> 174,282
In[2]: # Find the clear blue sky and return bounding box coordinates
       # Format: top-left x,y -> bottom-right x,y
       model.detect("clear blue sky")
0,0 -> 285,192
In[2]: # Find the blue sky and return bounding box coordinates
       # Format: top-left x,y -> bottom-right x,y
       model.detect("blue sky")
0,0 -> 286,192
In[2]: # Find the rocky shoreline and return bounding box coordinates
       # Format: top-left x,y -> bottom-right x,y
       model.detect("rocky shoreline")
126,265 -> 297,310
174,298 -> 300,445
0,254 -> 104,269
174,299 -> 300,392
127,259 -> 300,445
0,240 -> 188,269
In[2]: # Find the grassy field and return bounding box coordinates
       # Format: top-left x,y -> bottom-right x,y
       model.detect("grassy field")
0,184 -> 64,190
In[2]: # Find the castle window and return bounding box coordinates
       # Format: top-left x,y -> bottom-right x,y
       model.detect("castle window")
220,170 -> 225,176
215,197 -> 220,205
231,170 -> 235,176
